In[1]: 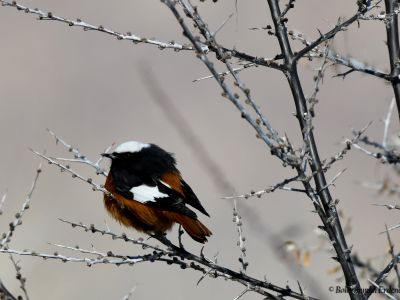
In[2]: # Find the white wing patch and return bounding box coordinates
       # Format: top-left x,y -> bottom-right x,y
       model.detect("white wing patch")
130,184 -> 168,203
159,180 -> 171,188
114,141 -> 150,154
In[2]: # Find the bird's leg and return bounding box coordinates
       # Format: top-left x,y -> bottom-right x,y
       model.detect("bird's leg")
178,225 -> 185,250
149,232 -> 167,244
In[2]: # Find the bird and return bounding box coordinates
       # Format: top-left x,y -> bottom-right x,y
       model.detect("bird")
101,141 -> 212,243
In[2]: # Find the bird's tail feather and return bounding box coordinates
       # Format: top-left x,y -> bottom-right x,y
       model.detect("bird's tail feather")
165,212 -> 212,243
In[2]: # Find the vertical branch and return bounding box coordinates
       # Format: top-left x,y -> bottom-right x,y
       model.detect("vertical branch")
383,98 -> 396,148
233,200 -> 248,273
385,0 -> 400,119
267,1 -> 364,299
9,255 -> 29,300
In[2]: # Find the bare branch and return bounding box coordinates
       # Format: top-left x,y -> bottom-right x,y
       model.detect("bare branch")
162,0 -> 299,166
308,41 -> 332,117
317,168 -> 347,194
323,122 -> 372,172
0,247 -> 145,266
31,149 -> 108,195
222,175 -> 304,200
294,2 -> 381,61
384,224 -> 400,289
47,129 -> 109,176
383,98 -> 396,148
0,0 -> 202,52
372,203 -> 400,210
58,218 -> 163,253
0,164 -> 42,249
367,279 -> 396,300
212,13 -> 233,37
121,286 -> 137,300
232,286 -> 250,300
192,62 -> 256,83
365,253 -> 400,298
267,0 -> 364,297
9,255 -> 29,300
0,280 -> 17,300
280,0 -> 296,18
384,0 -> 400,120
233,200 -> 248,273
0,191 -> 7,215
289,29 -> 390,80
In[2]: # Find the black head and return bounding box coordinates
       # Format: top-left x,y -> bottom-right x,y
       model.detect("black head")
101,141 -> 177,177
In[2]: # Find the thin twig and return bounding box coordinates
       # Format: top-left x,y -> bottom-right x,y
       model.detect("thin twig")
0,191 -> 7,215
294,2 -> 381,61
384,224 -> 400,289
365,253 -> 400,298
0,164 -> 42,249
0,280 -> 17,300
0,0 -> 203,52
383,98 -> 396,148
192,62 -> 256,83
30,149 -> 109,195
233,200 -> 248,273
222,175 -> 303,200
121,286 -> 137,300
372,203 -> 400,210
323,122 -> 372,172
9,255 -> 29,300
47,129 -> 109,176
233,286 -> 250,300
367,279 -> 396,300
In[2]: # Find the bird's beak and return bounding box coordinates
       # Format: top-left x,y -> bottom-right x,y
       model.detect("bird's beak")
101,153 -> 116,159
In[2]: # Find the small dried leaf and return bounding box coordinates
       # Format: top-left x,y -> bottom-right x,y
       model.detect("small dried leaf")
327,265 -> 341,275
303,251 -> 311,267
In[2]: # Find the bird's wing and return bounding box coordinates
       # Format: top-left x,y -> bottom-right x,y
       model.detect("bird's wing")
180,179 -> 210,216
160,171 -> 210,217
111,169 -> 197,219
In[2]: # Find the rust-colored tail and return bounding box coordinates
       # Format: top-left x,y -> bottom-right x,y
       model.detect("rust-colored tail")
165,212 -> 212,243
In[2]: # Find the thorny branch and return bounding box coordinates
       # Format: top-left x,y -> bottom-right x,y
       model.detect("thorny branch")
384,0 -> 400,119
267,0 -> 363,298
6,134 -> 315,300
2,217 -> 318,300
384,225 -> 400,289
162,0 -> 300,167
139,67 -> 328,297
0,0 -> 201,52
1,0 -> 399,299
351,101 -> 400,165
288,30 -> 390,81
307,41 -> 332,117
351,254 -> 396,292
0,0 -> 284,70
159,0 -> 391,298
365,252 -> 400,298
293,2 -> 380,62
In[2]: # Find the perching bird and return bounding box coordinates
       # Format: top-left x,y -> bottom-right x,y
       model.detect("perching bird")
102,141 -> 212,243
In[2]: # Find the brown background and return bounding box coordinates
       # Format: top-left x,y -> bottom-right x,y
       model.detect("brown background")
0,1 -> 398,299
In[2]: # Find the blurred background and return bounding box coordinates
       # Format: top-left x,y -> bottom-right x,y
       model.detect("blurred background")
0,0 -> 398,299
